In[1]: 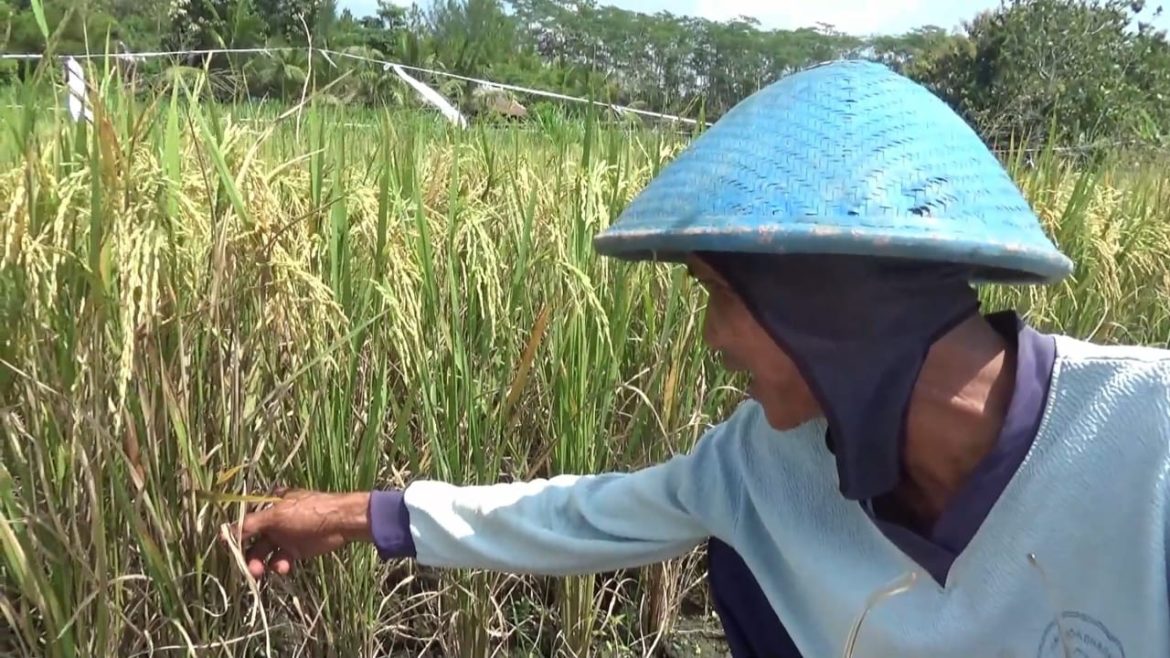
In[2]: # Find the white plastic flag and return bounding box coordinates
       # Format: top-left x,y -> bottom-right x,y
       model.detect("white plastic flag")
390,63 -> 466,128
64,56 -> 93,123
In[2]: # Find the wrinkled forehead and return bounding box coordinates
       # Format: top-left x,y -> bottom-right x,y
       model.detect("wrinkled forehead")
684,251 -> 979,324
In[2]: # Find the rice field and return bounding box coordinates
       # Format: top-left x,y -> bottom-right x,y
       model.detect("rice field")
3,67 -> 1170,658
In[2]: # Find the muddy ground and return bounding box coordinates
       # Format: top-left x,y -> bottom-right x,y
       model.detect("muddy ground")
659,615 -> 731,657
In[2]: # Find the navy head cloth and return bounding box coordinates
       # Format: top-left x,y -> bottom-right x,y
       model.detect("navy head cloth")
699,251 -> 981,501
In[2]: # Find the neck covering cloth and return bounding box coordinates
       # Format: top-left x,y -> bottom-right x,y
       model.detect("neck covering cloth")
699,251 -> 982,501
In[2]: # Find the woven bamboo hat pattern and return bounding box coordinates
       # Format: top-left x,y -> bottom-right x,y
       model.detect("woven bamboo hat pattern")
593,59 -> 1074,283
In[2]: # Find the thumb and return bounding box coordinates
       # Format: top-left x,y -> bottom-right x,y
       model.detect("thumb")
225,507 -> 270,546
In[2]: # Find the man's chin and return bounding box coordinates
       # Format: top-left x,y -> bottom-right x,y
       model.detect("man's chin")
757,399 -> 814,432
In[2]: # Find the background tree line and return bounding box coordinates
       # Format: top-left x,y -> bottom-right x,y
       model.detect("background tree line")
3,0 -> 1170,149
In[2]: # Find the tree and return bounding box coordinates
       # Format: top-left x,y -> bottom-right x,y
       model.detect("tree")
4,0 -> 121,54
252,0 -> 329,44
918,0 -> 1170,147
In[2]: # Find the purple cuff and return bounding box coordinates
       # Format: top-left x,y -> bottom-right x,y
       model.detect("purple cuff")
369,489 -> 417,560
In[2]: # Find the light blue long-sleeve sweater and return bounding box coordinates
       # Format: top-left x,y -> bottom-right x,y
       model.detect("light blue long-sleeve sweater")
400,334 -> 1170,657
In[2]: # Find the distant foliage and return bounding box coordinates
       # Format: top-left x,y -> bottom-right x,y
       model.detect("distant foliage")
921,0 -> 1170,148
2,0 -> 1170,147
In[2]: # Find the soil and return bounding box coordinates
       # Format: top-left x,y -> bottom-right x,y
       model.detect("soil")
660,615 -> 731,657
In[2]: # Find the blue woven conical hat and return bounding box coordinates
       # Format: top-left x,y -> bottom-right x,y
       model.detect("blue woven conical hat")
593,60 -> 1073,283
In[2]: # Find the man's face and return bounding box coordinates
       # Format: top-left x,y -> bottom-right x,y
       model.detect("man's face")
686,255 -> 822,430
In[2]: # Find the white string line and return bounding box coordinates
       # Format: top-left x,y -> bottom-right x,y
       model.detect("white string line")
326,50 -> 705,125
1,46 -> 709,126
0,47 -> 298,60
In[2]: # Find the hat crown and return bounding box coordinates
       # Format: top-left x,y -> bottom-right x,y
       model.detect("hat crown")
594,59 -> 1073,283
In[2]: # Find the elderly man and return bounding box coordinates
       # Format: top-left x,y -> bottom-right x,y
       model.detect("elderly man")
229,61 -> 1170,657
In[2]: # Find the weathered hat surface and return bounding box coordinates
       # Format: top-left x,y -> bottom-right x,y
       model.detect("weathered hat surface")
593,59 -> 1073,283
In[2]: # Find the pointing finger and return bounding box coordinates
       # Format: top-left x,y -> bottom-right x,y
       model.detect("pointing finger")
238,507 -> 271,544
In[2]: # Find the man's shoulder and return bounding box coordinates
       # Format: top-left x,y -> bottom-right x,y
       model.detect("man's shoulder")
1048,335 -> 1170,432
1052,334 -> 1170,389
1053,333 -> 1170,365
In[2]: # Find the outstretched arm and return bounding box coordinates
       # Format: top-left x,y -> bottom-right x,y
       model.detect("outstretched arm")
376,428 -> 745,575
227,418 -> 748,580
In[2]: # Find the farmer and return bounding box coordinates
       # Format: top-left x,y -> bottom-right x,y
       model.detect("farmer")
228,61 -> 1170,657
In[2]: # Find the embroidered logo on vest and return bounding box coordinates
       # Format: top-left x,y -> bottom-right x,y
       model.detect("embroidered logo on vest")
1036,611 -> 1124,658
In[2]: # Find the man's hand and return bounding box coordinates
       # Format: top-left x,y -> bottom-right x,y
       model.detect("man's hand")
223,489 -> 372,579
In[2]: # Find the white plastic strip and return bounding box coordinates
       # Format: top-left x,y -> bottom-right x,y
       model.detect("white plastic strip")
64,56 -> 93,123
389,63 -> 467,128
2,46 -> 708,126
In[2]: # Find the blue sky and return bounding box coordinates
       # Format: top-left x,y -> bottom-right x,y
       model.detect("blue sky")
339,0 -> 1170,36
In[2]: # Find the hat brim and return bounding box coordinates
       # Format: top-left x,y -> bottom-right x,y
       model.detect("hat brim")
593,219 -> 1074,285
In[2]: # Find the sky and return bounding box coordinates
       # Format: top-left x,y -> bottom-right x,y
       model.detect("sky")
338,0 -> 1170,36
